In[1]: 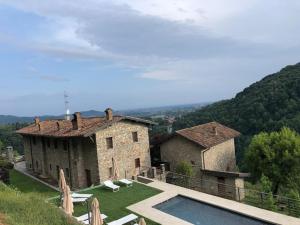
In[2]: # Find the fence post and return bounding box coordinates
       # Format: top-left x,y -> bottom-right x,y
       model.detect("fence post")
160,164 -> 165,174
151,167 -> 157,178
237,187 -> 241,202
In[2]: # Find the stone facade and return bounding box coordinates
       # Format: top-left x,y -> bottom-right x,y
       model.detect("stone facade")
202,139 -> 236,171
95,121 -> 151,182
22,120 -> 151,189
160,135 -> 204,178
160,136 -> 236,173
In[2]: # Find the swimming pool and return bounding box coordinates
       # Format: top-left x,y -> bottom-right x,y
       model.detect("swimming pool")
154,195 -> 273,225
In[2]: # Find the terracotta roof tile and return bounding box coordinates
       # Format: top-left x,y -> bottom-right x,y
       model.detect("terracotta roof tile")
176,122 -> 240,148
16,115 -> 154,138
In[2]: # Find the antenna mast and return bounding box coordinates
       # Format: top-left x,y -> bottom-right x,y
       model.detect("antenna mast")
64,91 -> 71,120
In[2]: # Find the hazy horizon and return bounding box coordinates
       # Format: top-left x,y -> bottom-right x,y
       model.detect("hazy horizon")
0,101 -> 208,117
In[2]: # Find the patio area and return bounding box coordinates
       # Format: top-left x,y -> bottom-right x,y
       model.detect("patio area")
128,178 -> 300,225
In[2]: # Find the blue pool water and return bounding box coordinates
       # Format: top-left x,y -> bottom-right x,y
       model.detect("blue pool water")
154,195 -> 273,225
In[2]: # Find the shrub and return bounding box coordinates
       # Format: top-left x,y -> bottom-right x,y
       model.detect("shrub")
176,161 -> 194,177
0,159 -> 14,170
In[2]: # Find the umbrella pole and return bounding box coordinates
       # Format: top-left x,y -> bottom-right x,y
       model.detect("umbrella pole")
87,199 -> 90,224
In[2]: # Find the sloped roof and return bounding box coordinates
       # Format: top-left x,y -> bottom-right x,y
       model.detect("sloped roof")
176,122 -> 240,148
16,115 -> 155,138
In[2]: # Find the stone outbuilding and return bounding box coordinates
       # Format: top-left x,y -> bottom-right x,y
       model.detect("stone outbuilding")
160,122 -> 249,200
17,108 -> 154,189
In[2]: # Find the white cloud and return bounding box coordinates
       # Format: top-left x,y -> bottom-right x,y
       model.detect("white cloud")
1,0 -> 300,84
140,70 -> 184,81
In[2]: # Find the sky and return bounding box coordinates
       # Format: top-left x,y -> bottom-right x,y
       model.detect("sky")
0,0 -> 300,116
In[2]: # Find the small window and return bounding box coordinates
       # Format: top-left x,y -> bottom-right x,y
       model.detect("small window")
32,136 -> 36,145
191,160 -> 195,165
65,168 -> 69,177
109,167 -> 113,177
49,164 -> 52,171
63,140 -> 68,151
132,131 -> 138,142
36,160 -> 39,168
54,140 -> 58,149
106,137 -> 113,149
135,158 -> 140,168
47,139 -> 51,148
29,164 -> 32,169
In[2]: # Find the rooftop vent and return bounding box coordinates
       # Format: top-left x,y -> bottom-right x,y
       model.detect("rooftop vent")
105,108 -> 113,121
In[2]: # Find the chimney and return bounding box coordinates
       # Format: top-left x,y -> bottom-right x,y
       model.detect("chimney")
213,126 -> 218,135
105,108 -> 113,121
56,121 -> 60,131
34,117 -> 40,125
38,123 -> 43,131
72,112 -> 83,130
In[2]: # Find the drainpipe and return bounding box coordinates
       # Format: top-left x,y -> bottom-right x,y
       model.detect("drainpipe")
202,150 -> 206,170
29,136 -> 35,171
67,140 -> 73,188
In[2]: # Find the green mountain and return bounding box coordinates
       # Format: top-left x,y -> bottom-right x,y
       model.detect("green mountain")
174,63 -> 300,166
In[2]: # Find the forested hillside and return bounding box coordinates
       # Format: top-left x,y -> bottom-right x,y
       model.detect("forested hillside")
174,63 -> 300,167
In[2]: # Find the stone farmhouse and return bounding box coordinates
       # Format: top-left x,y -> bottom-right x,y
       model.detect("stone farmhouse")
160,122 -> 249,200
17,108 -> 154,189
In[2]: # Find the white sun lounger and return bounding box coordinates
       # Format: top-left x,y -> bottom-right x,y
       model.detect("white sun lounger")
107,214 -> 138,225
76,212 -> 107,225
104,180 -> 120,192
61,197 -> 89,203
72,197 -> 89,203
72,193 -> 93,198
119,179 -> 133,187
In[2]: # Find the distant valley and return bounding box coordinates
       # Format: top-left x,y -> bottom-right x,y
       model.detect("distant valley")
0,103 -> 208,125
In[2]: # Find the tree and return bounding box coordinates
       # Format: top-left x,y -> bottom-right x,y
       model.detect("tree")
176,161 -> 194,177
245,127 -> 300,194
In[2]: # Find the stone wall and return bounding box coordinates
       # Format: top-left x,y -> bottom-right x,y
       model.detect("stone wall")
23,136 -> 44,174
22,135 -> 99,189
160,135 -> 203,177
203,139 -> 236,171
23,136 -> 32,170
95,121 -> 151,183
200,174 -> 245,200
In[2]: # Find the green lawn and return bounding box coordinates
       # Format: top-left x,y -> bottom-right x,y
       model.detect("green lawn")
70,183 -> 161,225
9,170 -> 58,198
8,170 -> 162,224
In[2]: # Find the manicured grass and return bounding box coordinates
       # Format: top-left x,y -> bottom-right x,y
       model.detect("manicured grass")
70,182 -> 161,225
0,183 -> 77,225
8,170 -> 162,224
9,170 -> 58,198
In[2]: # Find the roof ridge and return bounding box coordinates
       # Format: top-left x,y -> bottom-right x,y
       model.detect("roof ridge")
177,121 -> 218,133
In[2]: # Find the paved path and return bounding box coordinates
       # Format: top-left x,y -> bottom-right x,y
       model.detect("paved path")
14,161 -> 59,191
128,178 -> 300,225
